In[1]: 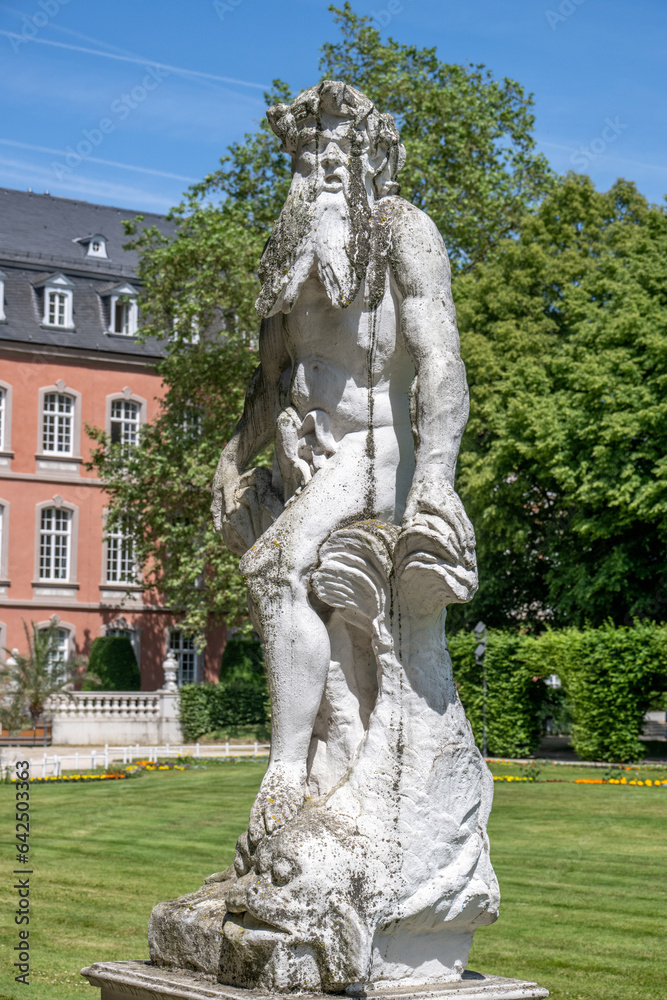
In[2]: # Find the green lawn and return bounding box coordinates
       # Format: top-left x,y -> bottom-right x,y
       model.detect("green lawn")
0,760 -> 665,1000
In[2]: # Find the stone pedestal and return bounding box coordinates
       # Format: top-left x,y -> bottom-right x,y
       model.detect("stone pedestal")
81,961 -> 548,1000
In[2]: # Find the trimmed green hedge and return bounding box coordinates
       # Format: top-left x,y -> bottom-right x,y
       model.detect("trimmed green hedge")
449,621 -> 667,763
179,623 -> 667,761
179,632 -> 270,741
88,636 -> 140,691
178,681 -> 268,741
448,631 -> 547,757
533,622 -> 667,762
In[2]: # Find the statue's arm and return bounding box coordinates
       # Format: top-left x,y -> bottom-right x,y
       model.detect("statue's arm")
387,199 -> 468,488
387,199 -> 477,604
211,312 -> 290,534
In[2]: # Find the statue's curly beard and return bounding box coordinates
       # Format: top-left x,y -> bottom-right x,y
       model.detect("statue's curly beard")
256,161 -> 383,317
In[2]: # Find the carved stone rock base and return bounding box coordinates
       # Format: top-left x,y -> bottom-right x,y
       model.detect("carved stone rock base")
81,961 -> 549,1000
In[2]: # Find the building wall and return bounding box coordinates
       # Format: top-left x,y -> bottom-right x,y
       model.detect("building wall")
0,347 -> 225,687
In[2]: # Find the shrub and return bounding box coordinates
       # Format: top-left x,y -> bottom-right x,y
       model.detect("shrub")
88,637 -> 140,691
178,684 -> 212,742
209,680 -> 268,730
448,621 -> 667,763
448,631 -> 546,757
539,621 -> 667,763
178,679 -> 269,742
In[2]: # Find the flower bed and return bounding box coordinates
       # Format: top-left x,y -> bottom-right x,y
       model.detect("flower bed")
24,773 -> 128,783
7,756 -> 247,783
493,774 -> 667,786
15,756 -> 665,787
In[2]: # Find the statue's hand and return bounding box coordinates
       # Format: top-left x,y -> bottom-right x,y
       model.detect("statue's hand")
212,452 -> 284,557
395,468 -> 477,611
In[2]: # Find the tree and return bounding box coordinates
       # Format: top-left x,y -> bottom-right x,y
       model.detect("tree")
320,3 -> 553,271
1,622 -> 80,728
450,174 -> 667,630
89,5 -> 553,640
88,198 -> 273,634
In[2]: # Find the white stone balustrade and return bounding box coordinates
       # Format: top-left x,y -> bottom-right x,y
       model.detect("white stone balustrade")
48,690 -> 181,745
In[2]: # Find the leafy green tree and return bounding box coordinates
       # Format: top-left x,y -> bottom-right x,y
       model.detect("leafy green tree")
320,3 -> 553,270
89,6 -> 552,640
88,198 -> 270,634
451,174 -> 667,629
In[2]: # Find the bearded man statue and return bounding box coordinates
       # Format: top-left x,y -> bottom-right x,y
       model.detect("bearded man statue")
141,82 -> 548,1000
211,80 -> 478,837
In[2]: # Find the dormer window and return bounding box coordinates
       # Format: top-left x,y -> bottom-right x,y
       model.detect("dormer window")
34,273 -> 75,330
87,235 -> 108,259
106,282 -> 138,336
73,234 -> 109,259
0,270 -> 5,321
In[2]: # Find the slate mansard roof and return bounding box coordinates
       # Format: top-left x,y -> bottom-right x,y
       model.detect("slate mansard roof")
0,187 -> 175,360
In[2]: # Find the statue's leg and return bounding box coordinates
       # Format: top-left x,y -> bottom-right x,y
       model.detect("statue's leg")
240,429 -> 405,845
245,562 -> 332,844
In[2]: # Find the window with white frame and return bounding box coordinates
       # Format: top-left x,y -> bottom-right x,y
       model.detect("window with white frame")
110,399 -> 140,450
169,629 -> 198,685
107,283 -> 138,336
105,520 -> 136,583
42,393 -> 74,455
0,269 -> 6,321
111,296 -> 137,335
39,626 -> 71,670
36,273 -> 74,328
48,289 -> 68,326
182,407 -> 202,438
87,235 -> 108,259
0,387 -> 5,450
106,626 -> 134,641
39,507 -> 71,580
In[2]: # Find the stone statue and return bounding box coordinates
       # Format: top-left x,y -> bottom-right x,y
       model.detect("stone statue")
148,80 -> 502,994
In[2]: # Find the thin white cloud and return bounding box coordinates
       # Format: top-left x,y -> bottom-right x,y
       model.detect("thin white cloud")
539,139 -> 667,176
0,138 -> 197,182
0,30 -> 269,90
0,154 -> 178,211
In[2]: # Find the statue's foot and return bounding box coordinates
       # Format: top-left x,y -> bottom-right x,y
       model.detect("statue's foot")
248,762 -> 307,846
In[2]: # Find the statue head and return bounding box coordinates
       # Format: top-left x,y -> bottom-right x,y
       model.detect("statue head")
267,81 -> 406,200
257,82 -> 405,317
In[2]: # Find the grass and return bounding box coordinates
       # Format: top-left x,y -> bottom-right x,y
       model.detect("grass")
0,759 -> 665,1000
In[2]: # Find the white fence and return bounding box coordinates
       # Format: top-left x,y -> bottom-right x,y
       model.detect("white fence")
48,690 -> 181,745
14,742 -> 271,777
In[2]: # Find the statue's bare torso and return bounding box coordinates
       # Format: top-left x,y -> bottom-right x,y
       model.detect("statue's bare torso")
286,271 -> 415,437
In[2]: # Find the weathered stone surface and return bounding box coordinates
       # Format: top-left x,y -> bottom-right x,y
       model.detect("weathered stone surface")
146,79 -> 538,994
81,961 -> 549,1000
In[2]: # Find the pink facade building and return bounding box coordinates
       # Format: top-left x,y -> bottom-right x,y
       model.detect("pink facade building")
0,188 -> 224,688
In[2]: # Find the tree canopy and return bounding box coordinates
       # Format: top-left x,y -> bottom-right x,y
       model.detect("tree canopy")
452,173 -> 667,630
90,4 -> 553,640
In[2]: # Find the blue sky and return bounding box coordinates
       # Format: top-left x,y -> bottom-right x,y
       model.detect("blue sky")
0,0 -> 665,214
